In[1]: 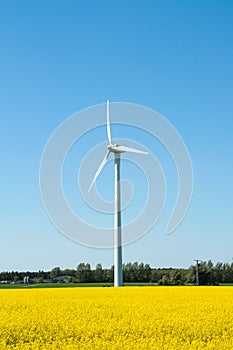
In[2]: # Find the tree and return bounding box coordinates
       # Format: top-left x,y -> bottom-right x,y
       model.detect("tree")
143,264 -> 152,282
122,262 -> 152,282
150,269 -> 160,283
102,266 -> 113,282
13,275 -> 20,282
84,263 -> 93,282
76,263 -> 93,283
187,260 -> 216,285
221,263 -> 233,283
158,275 -> 169,286
123,262 -> 134,282
62,268 -> 75,277
95,263 -> 103,282
169,269 -> 185,285
214,262 -> 223,283
76,263 -> 86,282
50,267 -> 62,279
36,277 -> 44,284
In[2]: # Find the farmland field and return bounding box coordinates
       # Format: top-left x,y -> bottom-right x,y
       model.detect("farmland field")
0,287 -> 232,349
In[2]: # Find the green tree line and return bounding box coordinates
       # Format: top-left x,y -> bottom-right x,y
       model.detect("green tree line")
1,260 -> 233,285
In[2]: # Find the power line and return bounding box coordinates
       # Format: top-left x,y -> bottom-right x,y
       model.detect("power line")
194,259 -> 200,286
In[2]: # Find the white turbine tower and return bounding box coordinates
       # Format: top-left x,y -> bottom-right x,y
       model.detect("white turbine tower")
88,101 -> 148,287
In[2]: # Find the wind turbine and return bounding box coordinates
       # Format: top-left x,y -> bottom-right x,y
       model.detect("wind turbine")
88,101 -> 149,287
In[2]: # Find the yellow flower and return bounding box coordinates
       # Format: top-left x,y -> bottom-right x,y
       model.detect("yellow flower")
0,286 -> 232,349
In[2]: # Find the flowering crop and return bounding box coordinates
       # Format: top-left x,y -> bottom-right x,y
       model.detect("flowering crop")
0,286 -> 232,349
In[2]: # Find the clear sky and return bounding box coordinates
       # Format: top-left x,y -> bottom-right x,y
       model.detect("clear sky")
0,1 -> 232,271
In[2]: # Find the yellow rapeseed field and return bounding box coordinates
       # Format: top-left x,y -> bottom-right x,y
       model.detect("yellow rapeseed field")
0,286 -> 232,349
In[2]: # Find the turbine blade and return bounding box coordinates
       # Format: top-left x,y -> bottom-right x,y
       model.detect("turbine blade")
88,151 -> 110,193
106,100 -> 112,145
115,145 -> 149,154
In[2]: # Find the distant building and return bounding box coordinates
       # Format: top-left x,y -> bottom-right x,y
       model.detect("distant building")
52,275 -> 72,283
23,276 -> 29,284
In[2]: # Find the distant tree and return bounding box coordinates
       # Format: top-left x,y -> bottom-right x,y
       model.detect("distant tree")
0,271 -> 11,281
102,266 -> 113,282
158,275 -> 170,286
199,261 -> 216,285
169,269 -> 185,285
214,262 -> 223,283
4,260 -> 233,285
221,263 -> 233,283
150,269 -> 160,283
143,264 -> 152,282
37,270 -> 46,279
76,263 -> 86,282
187,260 -> 216,285
95,263 -> 103,282
123,262 -> 152,282
13,275 -> 20,282
63,268 -> 76,277
76,263 -> 93,283
123,263 -> 134,282
36,277 -> 44,284
50,267 -> 62,279
85,263 -> 93,282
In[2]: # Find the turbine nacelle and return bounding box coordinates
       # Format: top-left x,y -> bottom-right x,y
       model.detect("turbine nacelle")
108,144 -> 126,153
108,143 -> 149,154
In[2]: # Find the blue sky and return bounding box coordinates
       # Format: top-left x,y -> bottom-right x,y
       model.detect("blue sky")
0,1 -> 232,271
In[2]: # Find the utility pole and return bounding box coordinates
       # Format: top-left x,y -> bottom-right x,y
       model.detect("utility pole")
194,259 -> 200,286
